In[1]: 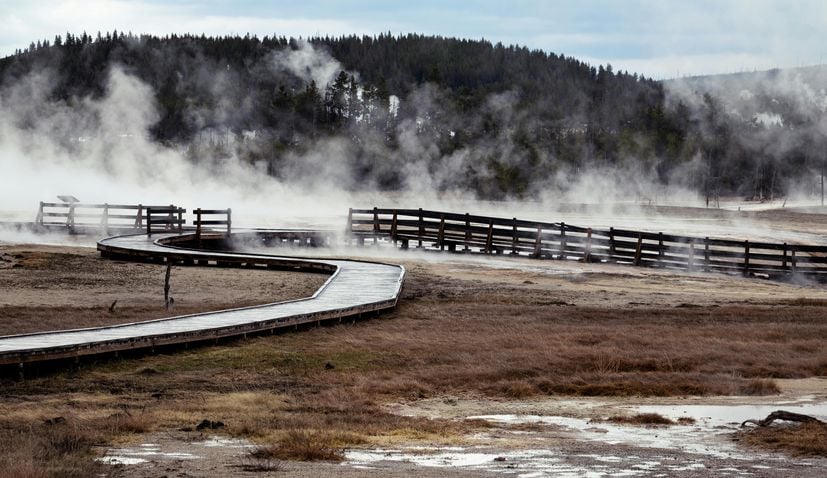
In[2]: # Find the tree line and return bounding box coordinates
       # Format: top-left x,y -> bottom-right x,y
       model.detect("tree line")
1,32 -> 822,200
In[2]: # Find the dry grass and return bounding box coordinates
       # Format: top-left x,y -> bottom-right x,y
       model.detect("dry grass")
607,413 -> 674,425
0,245 -> 326,335
250,429 -> 349,461
738,422 -> 827,456
3,246 -> 827,467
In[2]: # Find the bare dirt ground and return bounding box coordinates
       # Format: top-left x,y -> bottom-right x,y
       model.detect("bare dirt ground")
0,243 -> 328,334
2,236 -> 827,476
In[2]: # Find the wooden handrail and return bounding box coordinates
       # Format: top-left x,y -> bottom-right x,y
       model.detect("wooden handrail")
347,206 -> 827,280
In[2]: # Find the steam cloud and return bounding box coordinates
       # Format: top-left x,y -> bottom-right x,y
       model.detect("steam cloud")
1,40 -> 826,241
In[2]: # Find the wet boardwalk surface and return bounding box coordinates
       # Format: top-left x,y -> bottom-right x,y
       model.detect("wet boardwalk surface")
0,232 -> 405,365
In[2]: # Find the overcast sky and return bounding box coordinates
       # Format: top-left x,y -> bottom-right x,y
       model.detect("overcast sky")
1,0 -> 824,79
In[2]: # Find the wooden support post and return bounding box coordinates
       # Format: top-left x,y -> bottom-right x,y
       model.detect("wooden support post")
146,207 -> 152,235
584,228 -> 593,262
226,208 -> 232,236
438,215 -> 445,251
687,239 -> 695,272
346,208 -> 353,244
135,204 -> 143,230
178,207 -> 184,233
67,203 -> 76,230
464,213 -> 471,252
35,201 -> 44,225
373,207 -> 379,245
609,227 -> 616,262
704,237 -> 710,272
791,247 -> 797,273
511,218 -> 518,255
634,233 -> 643,266
558,222 -> 566,260
195,208 -> 202,245
782,243 -> 788,270
101,203 -> 109,231
658,232 -> 664,266
418,208 -> 424,248
744,240 -> 750,277
533,224 -> 543,258
391,211 -> 398,245
485,220 -> 493,254
167,204 -> 174,231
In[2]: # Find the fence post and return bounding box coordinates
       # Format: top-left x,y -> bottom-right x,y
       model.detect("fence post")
658,232 -> 664,266
101,203 -> 109,231
609,227 -> 616,262
511,218 -> 518,255
584,227 -> 592,262
178,207 -> 184,233
464,213 -> 471,252
687,239 -> 695,272
743,240 -> 750,277
67,203 -> 76,231
744,241 -> 749,276
485,220 -> 493,254
391,211 -> 398,246
195,208 -> 202,244
226,208 -> 232,236
791,246 -> 797,274
135,204 -> 143,230
782,243 -> 788,270
704,237 -> 710,272
346,208 -> 353,244
373,207 -> 379,246
634,233 -> 643,266
167,205 -> 174,231
418,208 -> 424,248
533,224 -> 543,258
558,222 -> 566,260
35,201 -> 44,225
146,207 -> 152,235
438,215 -> 445,250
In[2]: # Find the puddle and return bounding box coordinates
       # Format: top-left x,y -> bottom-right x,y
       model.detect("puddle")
97,443 -> 200,465
99,436 -> 253,467
346,447 -> 634,477
634,402 -> 827,426
469,414 -> 743,458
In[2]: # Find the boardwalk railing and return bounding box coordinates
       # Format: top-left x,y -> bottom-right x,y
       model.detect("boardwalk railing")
348,207 -> 827,279
35,202 -> 173,233
194,208 -> 232,240
146,206 -> 186,234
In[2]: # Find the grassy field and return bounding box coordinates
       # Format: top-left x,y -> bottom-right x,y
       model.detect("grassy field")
2,245 -> 827,475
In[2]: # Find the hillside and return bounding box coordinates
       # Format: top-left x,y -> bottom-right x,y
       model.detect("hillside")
1,33 -> 824,200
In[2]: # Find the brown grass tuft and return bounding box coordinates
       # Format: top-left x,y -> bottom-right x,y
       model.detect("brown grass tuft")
251,430 -> 348,461
738,422 -> 827,456
738,379 -> 781,396
607,413 -> 674,425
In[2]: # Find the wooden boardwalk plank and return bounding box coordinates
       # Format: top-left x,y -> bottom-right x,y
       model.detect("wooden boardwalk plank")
0,232 -> 405,365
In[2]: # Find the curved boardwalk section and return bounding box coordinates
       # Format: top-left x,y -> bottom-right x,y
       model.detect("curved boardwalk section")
0,232 -> 405,367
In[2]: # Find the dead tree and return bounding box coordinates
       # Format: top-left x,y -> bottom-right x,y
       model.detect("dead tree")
741,410 -> 823,427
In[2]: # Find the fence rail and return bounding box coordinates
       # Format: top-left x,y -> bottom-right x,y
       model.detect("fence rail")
32,202 -> 238,236
348,207 -> 827,279
36,202 -> 157,232
193,208 -> 232,241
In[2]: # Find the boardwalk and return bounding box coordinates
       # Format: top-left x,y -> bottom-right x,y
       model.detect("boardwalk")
0,232 -> 405,367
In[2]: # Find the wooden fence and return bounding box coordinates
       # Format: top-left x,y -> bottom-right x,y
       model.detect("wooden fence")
348,207 -> 827,279
193,208 -> 232,240
146,206 -> 187,234
31,202 -> 240,236
35,202 -> 169,233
